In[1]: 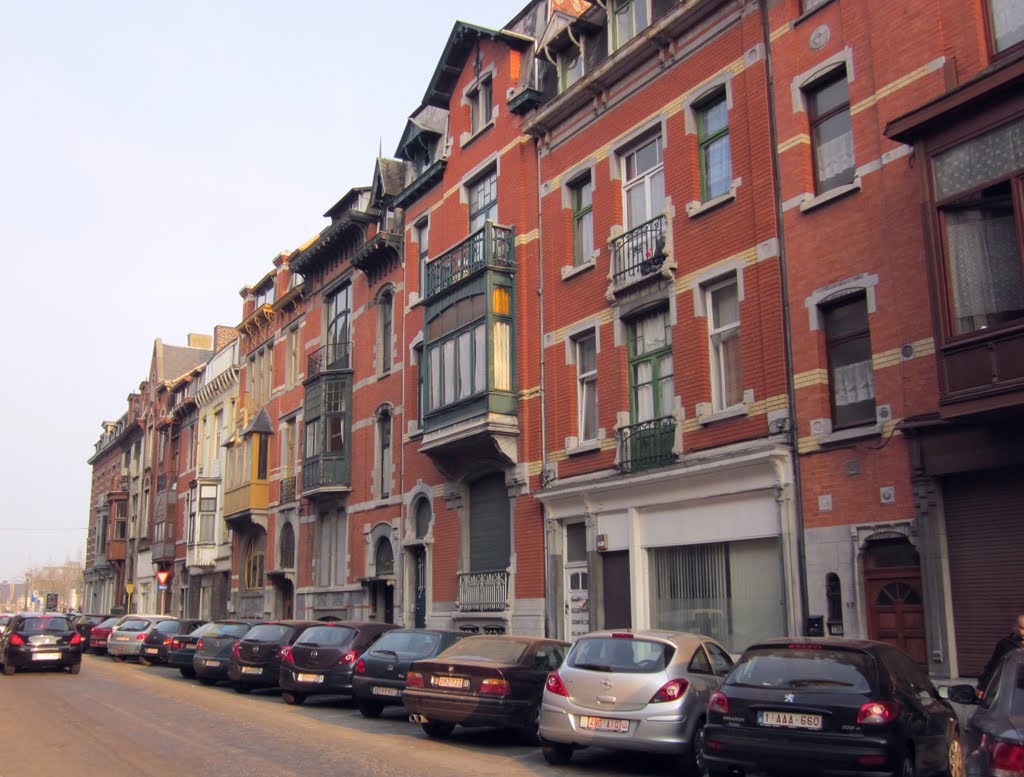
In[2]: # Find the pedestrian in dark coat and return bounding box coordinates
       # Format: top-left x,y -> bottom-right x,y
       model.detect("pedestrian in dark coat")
977,614 -> 1024,693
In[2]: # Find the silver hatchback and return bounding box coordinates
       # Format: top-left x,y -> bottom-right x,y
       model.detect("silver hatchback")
539,629 -> 733,772
107,615 -> 175,660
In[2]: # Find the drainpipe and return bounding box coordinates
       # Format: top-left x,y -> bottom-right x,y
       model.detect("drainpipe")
760,0 -> 809,633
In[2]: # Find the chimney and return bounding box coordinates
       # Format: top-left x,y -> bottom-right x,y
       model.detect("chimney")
213,325 -> 239,352
187,333 -> 213,350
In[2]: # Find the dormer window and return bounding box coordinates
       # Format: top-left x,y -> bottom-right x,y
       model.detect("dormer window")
612,0 -> 649,51
560,44 -> 584,91
255,283 -> 275,307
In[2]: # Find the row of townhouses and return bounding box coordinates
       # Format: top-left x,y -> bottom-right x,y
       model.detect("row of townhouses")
84,0 -> 1024,679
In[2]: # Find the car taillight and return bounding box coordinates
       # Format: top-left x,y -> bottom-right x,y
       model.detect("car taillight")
406,671 -> 424,688
339,650 -> 358,665
354,659 -> 366,674
196,639 -> 205,650
545,672 -> 568,697
163,638 -> 173,646
231,642 -> 241,658
786,644 -> 823,650
611,632 -> 634,639
857,701 -> 899,725
10,634 -> 25,646
69,633 -> 82,645
708,691 -> 729,715
479,678 -> 511,697
986,735 -> 1024,776
171,639 -> 182,650
279,646 -> 294,664
650,678 -> 689,703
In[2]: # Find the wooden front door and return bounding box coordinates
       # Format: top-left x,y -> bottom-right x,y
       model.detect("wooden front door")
866,568 -> 927,664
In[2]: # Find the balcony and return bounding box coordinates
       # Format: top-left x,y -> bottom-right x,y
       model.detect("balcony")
151,541 -> 176,563
616,416 -> 677,474
106,539 -> 127,562
186,543 -> 217,569
352,216 -> 403,284
938,325 -> 1024,417
457,570 -> 510,612
611,215 -> 668,287
424,222 -> 514,300
224,481 -> 270,520
307,341 -> 352,378
280,476 -> 297,503
301,458 -> 350,498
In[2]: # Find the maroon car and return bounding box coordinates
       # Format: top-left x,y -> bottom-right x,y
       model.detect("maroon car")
87,617 -> 121,655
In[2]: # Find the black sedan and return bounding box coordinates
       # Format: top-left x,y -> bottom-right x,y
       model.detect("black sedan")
403,634 -> 570,742
278,621 -> 398,706
0,613 -> 84,675
139,618 -> 206,666
193,619 -> 263,686
351,628 -> 468,718
702,638 -> 964,777
228,620 -> 321,694
943,647 -> 1024,777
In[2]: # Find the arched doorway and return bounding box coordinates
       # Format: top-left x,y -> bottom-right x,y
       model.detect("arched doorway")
864,536 -> 926,663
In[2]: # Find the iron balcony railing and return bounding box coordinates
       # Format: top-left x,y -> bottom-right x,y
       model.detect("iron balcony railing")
280,476 -> 297,503
424,222 -> 514,299
301,457 -> 348,492
617,415 -> 677,474
457,570 -> 510,612
307,341 -> 352,377
612,215 -> 667,283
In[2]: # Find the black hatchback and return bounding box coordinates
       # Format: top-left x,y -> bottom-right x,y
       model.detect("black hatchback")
193,619 -> 263,686
278,621 -> 398,705
228,620 -> 321,694
702,638 -> 964,777
139,618 -> 206,666
0,613 -> 84,675
351,628 -> 468,718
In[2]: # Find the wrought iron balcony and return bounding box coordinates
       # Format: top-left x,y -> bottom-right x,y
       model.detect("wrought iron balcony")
617,415 -> 677,474
612,215 -> 667,284
307,341 -> 352,378
424,222 -> 514,300
457,570 -> 510,612
280,476 -> 297,503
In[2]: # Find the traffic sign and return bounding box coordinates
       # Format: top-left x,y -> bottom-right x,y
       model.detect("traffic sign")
155,570 -> 171,586
125,582 -> 135,594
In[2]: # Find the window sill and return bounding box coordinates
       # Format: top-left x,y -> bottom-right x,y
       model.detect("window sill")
561,259 -> 597,281
566,439 -> 602,456
460,120 -> 495,150
793,0 -> 839,27
685,185 -> 738,219
696,404 -> 749,426
816,423 -> 882,446
799,178 -> 862,213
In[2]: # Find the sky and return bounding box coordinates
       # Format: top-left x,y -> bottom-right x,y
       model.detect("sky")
0,0 -> 530,583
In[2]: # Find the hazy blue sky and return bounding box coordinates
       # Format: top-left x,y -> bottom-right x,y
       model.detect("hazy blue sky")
0,1 -> 529,583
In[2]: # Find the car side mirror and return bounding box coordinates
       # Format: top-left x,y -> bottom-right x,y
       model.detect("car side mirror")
940,684 -> 979,705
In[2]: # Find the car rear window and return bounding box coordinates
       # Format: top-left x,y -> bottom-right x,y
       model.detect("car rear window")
369,630 -> 442,659
22,617 -> 73,633
116,619 -> 152,632
205,622 -> 255,639
96,618 -> 120,629
567,637 -> 675,673
244,624 -> 293,643
153,620 -> 181,634
440,637 -> 530,664
296,626 -> 357,647
729,646 -> 875,693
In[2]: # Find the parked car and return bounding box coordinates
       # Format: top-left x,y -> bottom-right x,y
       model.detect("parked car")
72,614 -> 111,651
0,612 -> 83,675
403,634 -> 571,742
139,618 -> 206,666
702,638 -> 964,777
539,629 -> 733,770
168,621 -> 219,678
351,628 -> 468,717
0,613 -> 15,628
192,619 -> 263,686
941,647 -> 1024,777
228,620 -> 321,694
107,615 -> 176,661
86,616 -> 121,655
278,620 -> 398,705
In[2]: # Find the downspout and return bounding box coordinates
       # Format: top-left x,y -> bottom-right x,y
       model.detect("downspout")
760,0 -> 809,633
535,131 -> 553,638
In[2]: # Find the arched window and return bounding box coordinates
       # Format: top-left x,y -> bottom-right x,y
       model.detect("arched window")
378,289 -> 394,373
280,522 -> 295,569
415,498 -> 432,540
244,533 -> 266,590
378,408 -> 392,500
375,537 -> 394,576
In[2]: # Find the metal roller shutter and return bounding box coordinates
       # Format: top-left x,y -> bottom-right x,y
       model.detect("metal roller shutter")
469,474 -> 510,573
943,467 -> 1024,677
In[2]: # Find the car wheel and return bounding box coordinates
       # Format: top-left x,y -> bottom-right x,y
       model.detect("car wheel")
69,663 -> 81,675
111,655 -> 125,663
2,663 -> 15,676
179,667 -> 196,679
542,744 -> 573,765
234,685 -> 251,694
358,701 -> 383,719
198,677 -> 217,686
519,704 -> 543,746
138,656 -> 152,667
421,721 -> 455,739
282,691 -> 306,706
681,718 -> 707,777
945,735 -> 965,777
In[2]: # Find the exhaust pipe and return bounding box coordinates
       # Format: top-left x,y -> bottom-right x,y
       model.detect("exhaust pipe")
409,714 -> 428,724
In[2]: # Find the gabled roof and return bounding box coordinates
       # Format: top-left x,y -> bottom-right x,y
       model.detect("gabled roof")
324,187 -> 372,220
242,408 -> 274,436
373,158 -> 407,203
422,21 -> 534,109
395,105 -> 448,160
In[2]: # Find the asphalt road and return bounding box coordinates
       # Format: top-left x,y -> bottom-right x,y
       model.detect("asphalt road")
0,654 -> 686,777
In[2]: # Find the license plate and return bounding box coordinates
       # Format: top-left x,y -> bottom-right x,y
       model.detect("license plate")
372,685 -> 400,697
297,673 -> 324,684
431,675 -> 469,689
758,710 -> 823,730
33,653 -> 60,661
241,666 -> 263,675
204,659 -> 220,668
144,648 -> 159,654
186,644 -> 197,649
579,716 -> 630,733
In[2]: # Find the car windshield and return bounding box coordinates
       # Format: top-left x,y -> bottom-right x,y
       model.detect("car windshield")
115,619 -> 152,632
96,618 -> 120,629
22,617 -> 72,634
296,626 -> 357,647
440,637 -> 529,664
205,622 -> 255,639
244,624 -> 294,643
729,646 -> 875,693
369,630 -> 443,659
567,637 -> 675,673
